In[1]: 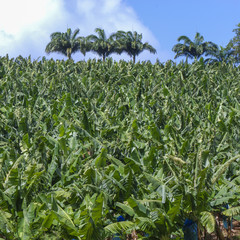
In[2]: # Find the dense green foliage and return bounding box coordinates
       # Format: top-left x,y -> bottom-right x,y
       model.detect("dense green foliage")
0,56 -> 240,239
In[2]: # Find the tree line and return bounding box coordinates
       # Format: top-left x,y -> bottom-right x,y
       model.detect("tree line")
45,24 -> 240,63
45,28 -> 156,63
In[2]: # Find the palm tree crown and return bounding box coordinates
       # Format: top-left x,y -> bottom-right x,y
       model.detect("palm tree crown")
45,28 -> 82,60
113,31 -> 156,63
205,44 -> 235,63
172,32 -> 218,61
229,23 -> 240,62
78,36 -> 92,57
87,28 -> 116,62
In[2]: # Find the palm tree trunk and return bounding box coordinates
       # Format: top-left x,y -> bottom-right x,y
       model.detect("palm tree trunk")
67,48 -> 72,60
103,54 -> 106,62
133,54 -> 136,64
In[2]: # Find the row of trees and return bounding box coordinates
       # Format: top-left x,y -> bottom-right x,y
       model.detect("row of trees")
172,32 -> 237,63
45,24 -> 240,63
45,28 -> 156,63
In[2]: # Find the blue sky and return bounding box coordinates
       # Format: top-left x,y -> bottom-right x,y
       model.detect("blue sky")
0,0 -> 239,62
124,0 -> 240,61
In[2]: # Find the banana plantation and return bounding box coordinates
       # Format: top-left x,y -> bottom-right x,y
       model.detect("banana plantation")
0,55 -> 240,239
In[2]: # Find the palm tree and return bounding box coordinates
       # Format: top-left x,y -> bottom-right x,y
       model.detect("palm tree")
113,31 -> 156,63
45,28 -> 83,60
205,44 -> 235,63
172,32 -> 218,61
86,28 -> 116,62
229,23 -> 240,62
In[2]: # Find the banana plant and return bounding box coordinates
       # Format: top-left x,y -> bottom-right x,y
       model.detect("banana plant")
1,56 -> 240,239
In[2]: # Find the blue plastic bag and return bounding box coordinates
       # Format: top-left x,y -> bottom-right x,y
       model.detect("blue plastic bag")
112,216 -> 125,239
222,204 -> 233,230
183,219 -> 198,240
117,215 -> 125,222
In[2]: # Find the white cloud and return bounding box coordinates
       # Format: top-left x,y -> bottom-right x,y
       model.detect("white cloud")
0,0 -> 68,57
0,0 -> 168,62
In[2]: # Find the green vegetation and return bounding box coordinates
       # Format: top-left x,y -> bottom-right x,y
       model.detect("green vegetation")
0,55 -> 240,239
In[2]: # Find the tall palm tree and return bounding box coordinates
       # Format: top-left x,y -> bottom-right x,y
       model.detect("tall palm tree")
86,28 -> 116,62
113,31 -> 156,63
172,32 -> 217,61
205,44 -> 235,63
45,28 -> 83,60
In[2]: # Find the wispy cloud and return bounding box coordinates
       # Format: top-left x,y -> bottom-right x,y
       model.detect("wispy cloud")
0,0 -> 169,62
